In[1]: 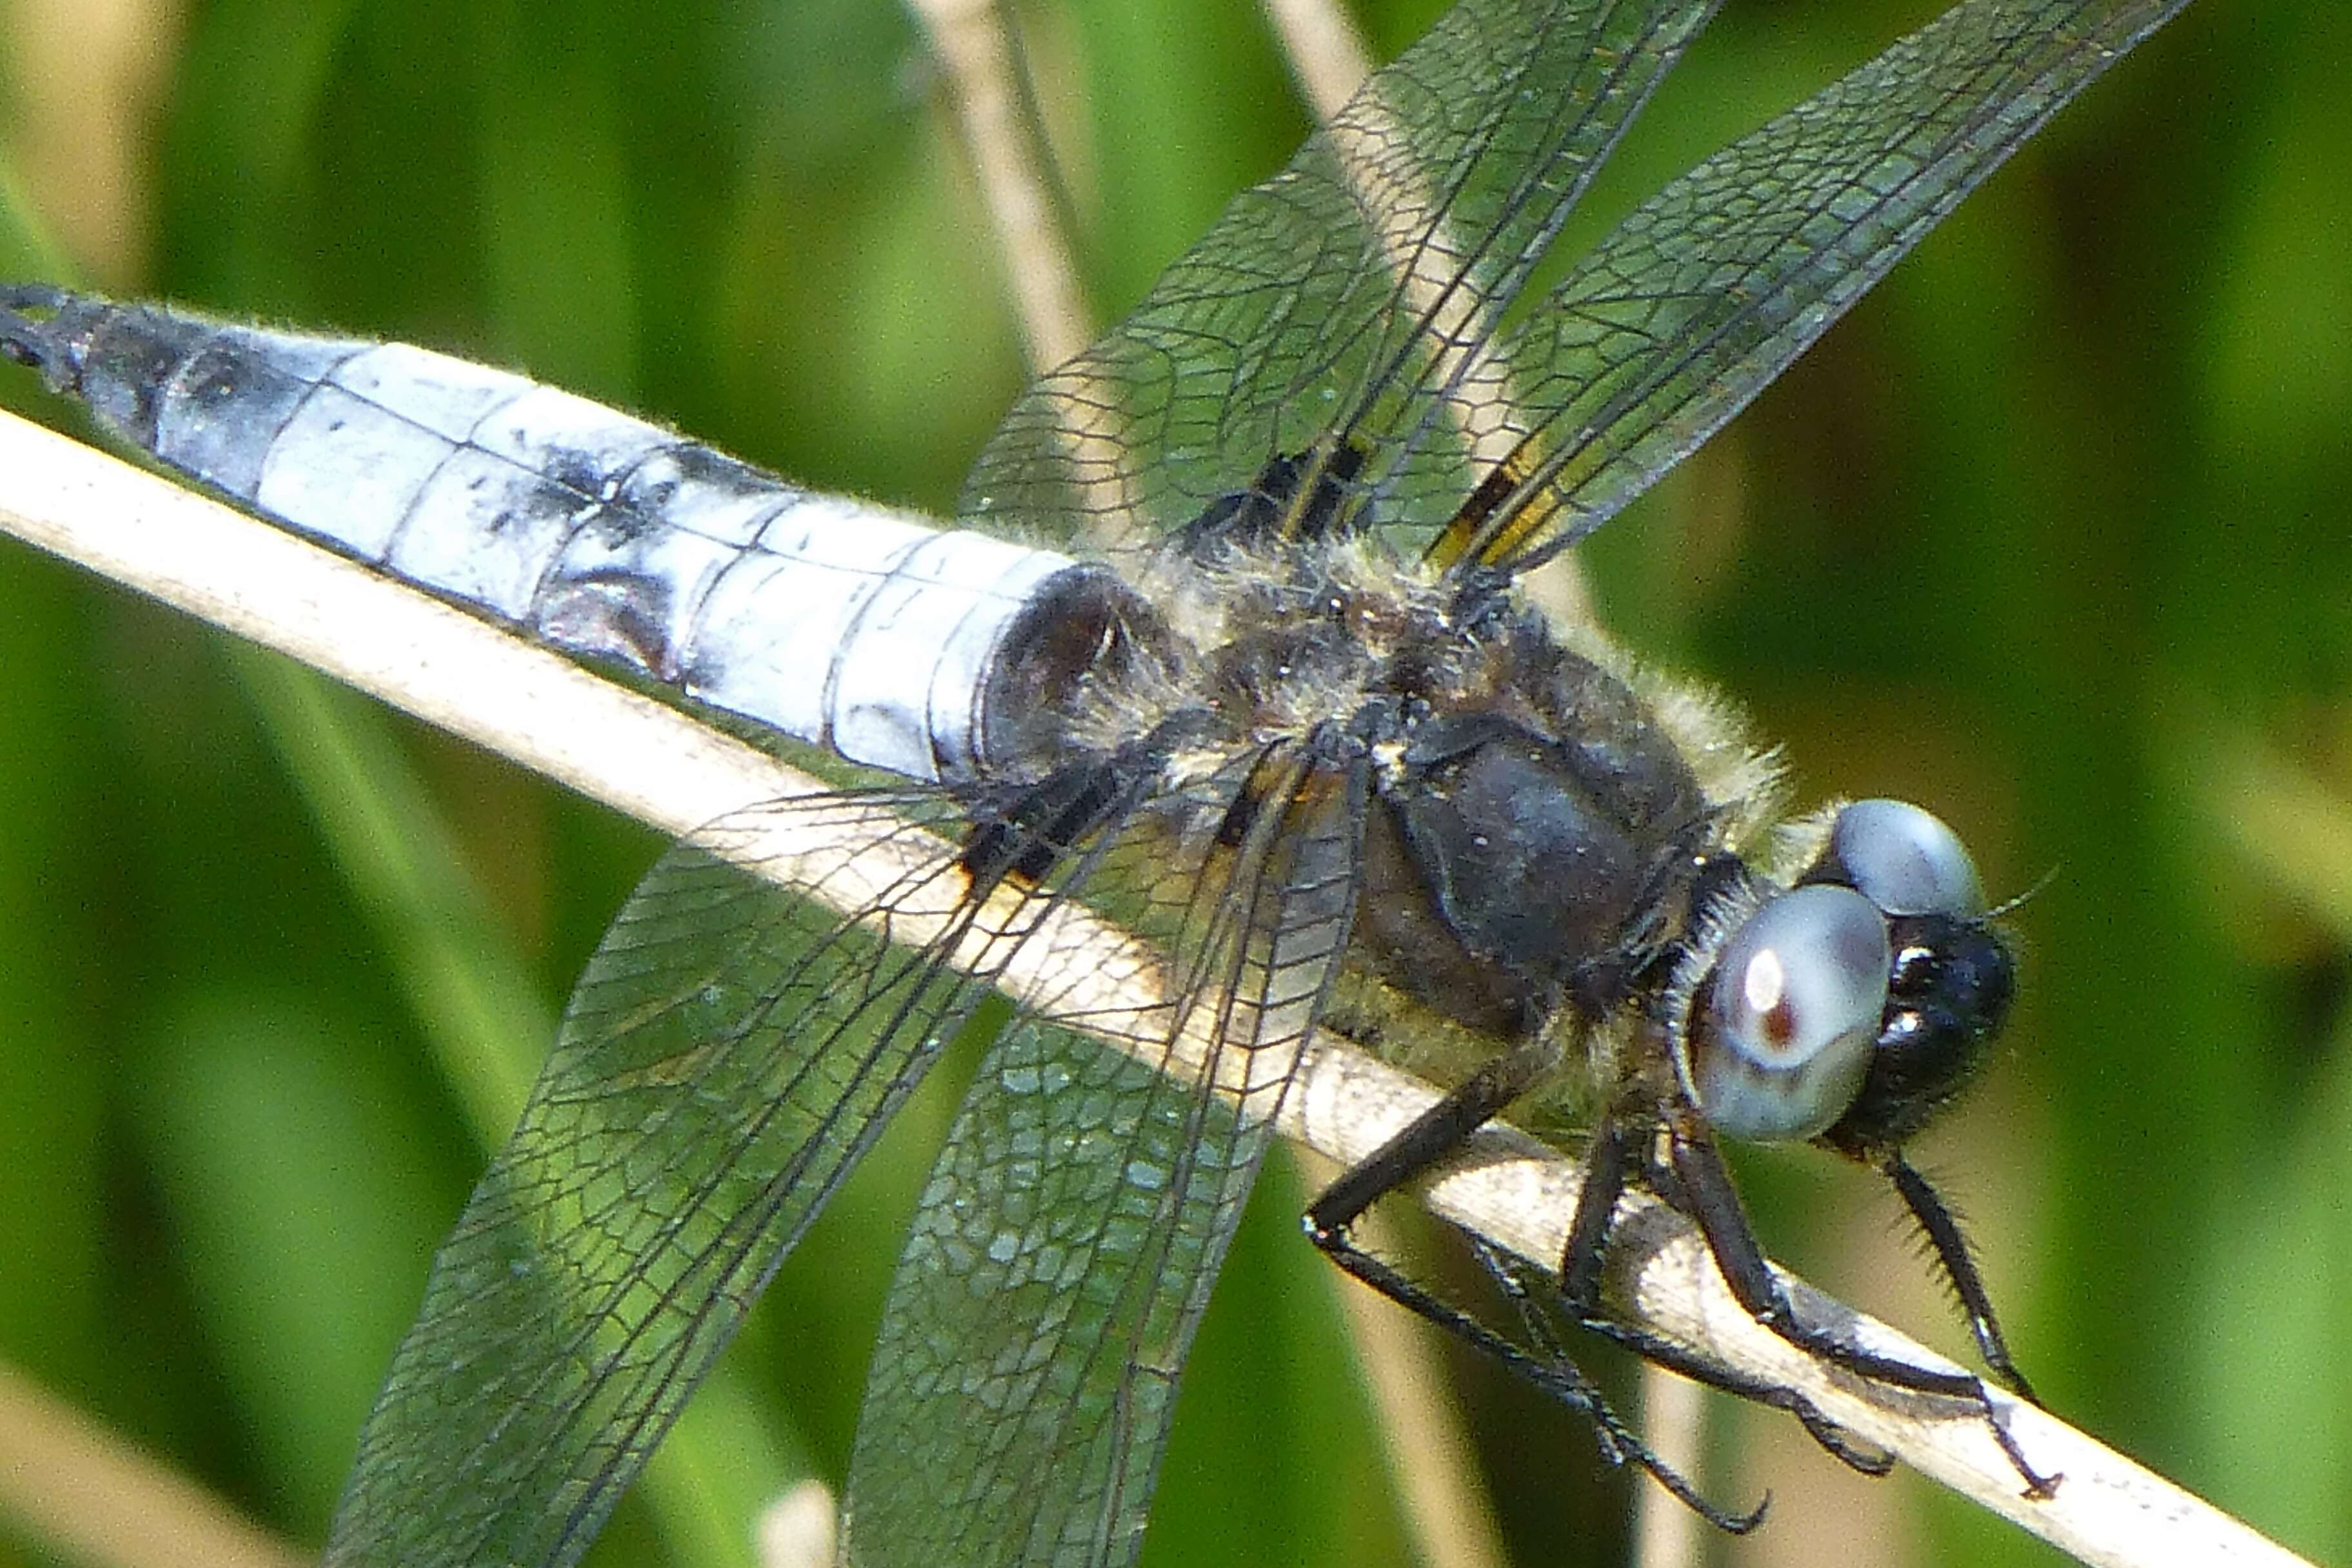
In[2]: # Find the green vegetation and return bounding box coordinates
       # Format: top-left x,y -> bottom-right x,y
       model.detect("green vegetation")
0,1 -> 2340,1564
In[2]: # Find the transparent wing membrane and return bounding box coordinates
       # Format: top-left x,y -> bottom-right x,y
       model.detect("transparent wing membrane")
961,0 -> 1717,556
963,0 -> 2188,576
843,748 -> 1366,1567
323,794 -> 1059,1567
79,0 -> 2194,1560
1430,0 -> 2193,572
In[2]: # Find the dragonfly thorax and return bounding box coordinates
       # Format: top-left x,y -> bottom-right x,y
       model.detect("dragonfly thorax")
1356,633 -> 1723,1042
979,524 -> 2017,1158
1133,549 -> 1741,1050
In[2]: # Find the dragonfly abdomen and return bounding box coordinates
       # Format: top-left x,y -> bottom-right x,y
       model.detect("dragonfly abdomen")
1,288 -> 1084,782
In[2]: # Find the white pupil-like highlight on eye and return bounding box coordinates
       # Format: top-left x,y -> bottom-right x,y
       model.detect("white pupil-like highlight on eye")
1690,884 -> 1892,1142
1741,949 -> 1791,1048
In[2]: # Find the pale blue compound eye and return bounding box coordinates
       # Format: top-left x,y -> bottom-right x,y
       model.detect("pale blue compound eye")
1830,798 -> 1985,917
1689,884 -> 1892,1142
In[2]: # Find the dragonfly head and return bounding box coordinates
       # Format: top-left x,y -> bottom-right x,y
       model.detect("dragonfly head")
1672,799 -> 2015,1154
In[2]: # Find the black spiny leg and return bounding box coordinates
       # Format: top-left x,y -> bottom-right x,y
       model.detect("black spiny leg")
1304,1043 -> 1764,1533
1885,1154 -> 2039,1404
1306,1037 -> 1556,1235
1669,1128 -> 2058,1498
1555,1119 -> 1894,1478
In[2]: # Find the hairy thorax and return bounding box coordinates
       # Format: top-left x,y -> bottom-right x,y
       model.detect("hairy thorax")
981,533 -> 1789,1112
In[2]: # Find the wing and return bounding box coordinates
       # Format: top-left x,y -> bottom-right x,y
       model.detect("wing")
320,790 -> 1063,1568
841,745 -> 1366,1567
1422,0 -> 2195,574
961,0 -> 2188,578
960,0 -> 1719,556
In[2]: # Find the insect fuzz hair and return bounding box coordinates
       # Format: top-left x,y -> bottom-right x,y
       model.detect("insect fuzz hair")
1081,529 -> 1777,801
1033,525 -> 1828,1124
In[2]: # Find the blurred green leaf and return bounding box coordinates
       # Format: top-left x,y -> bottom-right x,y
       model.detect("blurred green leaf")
0,2 -> 2341,1565
230,648 -> 809,1566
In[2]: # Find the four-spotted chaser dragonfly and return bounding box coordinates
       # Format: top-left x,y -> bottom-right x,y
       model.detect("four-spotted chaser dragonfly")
0,0 -> 2194,1562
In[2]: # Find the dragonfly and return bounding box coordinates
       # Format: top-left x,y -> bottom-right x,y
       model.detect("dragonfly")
0,0 -> 2192,1562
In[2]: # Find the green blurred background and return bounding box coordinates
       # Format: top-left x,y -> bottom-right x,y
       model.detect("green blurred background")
0,1 -> 2343,1565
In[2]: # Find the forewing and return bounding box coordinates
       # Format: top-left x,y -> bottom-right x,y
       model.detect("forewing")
841,748 -> 1366,1567
1420,0 -> 2193,573
321,792 -> 1043,1568
960,0 -> 1718,556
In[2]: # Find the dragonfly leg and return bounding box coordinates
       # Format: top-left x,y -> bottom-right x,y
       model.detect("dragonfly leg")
1310,1206 -> 1765,1533
1667,1126 -> 2059,1498
1556,1300 -> 1897,1476
1883,1153 -> 2038,1403
1304,1041 -> 1765,1533
1305,1035 -> 1556,1235
1551,1119 -> 1894,1476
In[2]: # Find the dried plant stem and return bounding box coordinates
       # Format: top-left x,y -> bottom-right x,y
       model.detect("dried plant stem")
0,1358 -> 305,1568
0,407 -> 2309,1568
910,2 -> 1515,1556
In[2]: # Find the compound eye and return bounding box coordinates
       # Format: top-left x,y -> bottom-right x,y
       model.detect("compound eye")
1689,884 -> 1892,1142
1829,798 -> 1984,917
